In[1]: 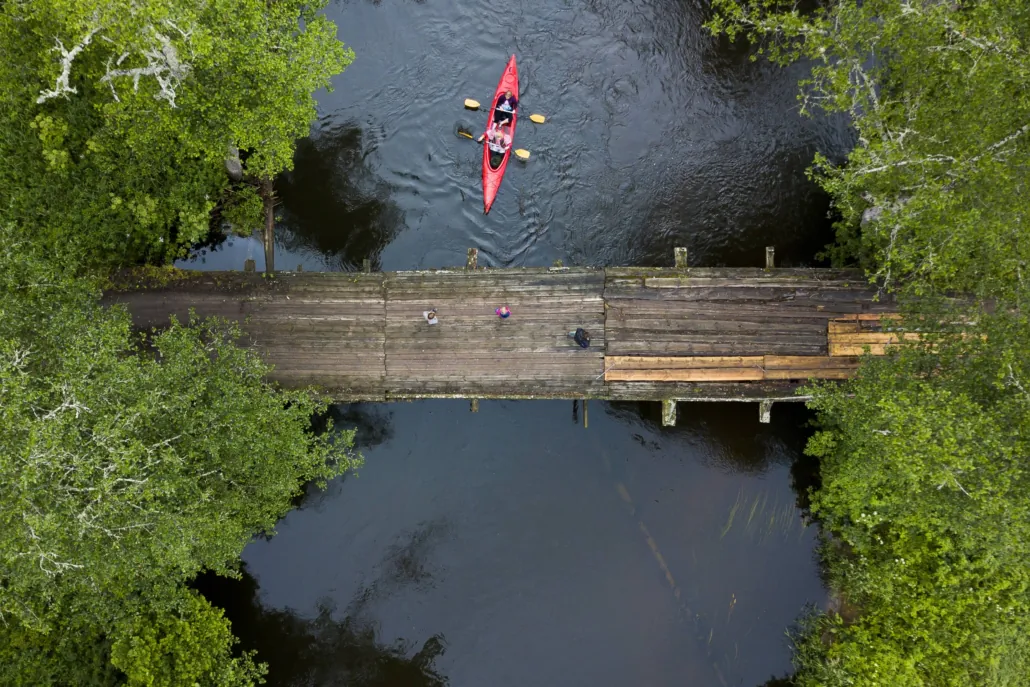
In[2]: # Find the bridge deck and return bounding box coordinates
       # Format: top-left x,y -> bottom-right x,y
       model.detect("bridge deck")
107,266 -> 894,403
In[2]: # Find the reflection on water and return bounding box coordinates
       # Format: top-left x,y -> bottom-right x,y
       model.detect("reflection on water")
603,401 -> 811,474
350,519 -> 451,606
327,403 -> 395,452
208,401 -> 825,687
277,127 -> 403,271
195,568 -> 448,687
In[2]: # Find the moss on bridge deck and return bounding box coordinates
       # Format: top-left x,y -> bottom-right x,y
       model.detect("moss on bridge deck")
105,266 -> 895,403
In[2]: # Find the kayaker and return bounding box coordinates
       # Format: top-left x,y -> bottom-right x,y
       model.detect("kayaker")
486,124 -> 510,154
494,90 -> 518,124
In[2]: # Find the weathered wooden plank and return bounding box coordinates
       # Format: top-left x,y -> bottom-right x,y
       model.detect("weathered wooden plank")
386,274 -> 603,287
606,368 -> 766,382
265,359 -> 385,369
605,341 -> 827,356
640,277 -> 865,289
267,362 -> 386,371
387,283 -> 603,293
381,330 -> 604,341
763,368 -> 856,380
605,302 -> 858,321
383,364 -> 602,374
604,356 -> 766,369
605,381 -> 807,401
828,332 -> 917,344
385,354 -> 601,363
606,331 -> 821,345
831,313 -> 903,322
605,319 -> 825,336
260,359 -> 387,369
253,344 -> 386,354
604,267 -> 866,280
386,301 -> 604,311
764,355 -> 861,369
827,321 -> 861,334
606,297 -> 880,316
829,343 -> 891,356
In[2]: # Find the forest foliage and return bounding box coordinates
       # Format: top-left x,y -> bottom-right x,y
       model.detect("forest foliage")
0,0 -> 353,269
708,1 -> 1030,685
0,0 -> 355,684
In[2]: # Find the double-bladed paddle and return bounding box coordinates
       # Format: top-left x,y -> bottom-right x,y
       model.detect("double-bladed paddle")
457,127 -> 531,160
463,98 -> 546,124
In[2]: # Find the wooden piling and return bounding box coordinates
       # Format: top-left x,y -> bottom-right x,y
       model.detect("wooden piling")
765,246 -> 775,269
662,399 -> 677,427
583,399 -> 588,428
467,248 -> 478,270
674,247 -> 688,268
759,400 -> 773,424
470,398 -> 479,413
362,258 -> 371,273
243,258 -> 256,272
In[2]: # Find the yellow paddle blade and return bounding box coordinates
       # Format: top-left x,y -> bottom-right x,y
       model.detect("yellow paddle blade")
514,149 -> 530,160
464,98 -> 480,110
457,131 -> 474,139
529,114 -> 546,124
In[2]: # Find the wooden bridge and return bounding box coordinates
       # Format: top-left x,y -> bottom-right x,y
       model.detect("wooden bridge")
107,249 -> 897,425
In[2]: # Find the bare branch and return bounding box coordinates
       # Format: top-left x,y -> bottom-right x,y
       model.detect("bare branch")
37,28 -> 101,104
100,27 -> 193,107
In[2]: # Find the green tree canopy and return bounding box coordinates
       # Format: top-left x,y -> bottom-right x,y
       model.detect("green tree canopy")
708,0 -> 1030,299
0,225 -> 358,683
0,0 -> 353,268
799,308 -> 1030,687
708,2 -> 1030,685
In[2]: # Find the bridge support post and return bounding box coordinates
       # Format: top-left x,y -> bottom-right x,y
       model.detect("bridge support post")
662,399 -> 677,427
765,246 -> 775,269
583,399 -> 588,428
759,400 -> 773,424
674,247 -> 688,268
467,248 -> 478,270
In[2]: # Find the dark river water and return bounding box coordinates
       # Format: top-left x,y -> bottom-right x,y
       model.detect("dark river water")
183,0 -> 854,683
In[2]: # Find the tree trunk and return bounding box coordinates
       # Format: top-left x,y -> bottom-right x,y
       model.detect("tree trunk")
261,178 -> 275,273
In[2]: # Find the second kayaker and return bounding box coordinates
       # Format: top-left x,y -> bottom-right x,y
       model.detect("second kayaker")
494,89 -> 518,125
486,122 -> 511,155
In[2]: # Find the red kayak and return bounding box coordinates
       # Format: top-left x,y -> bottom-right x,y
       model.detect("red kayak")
482,55 -> 519,214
